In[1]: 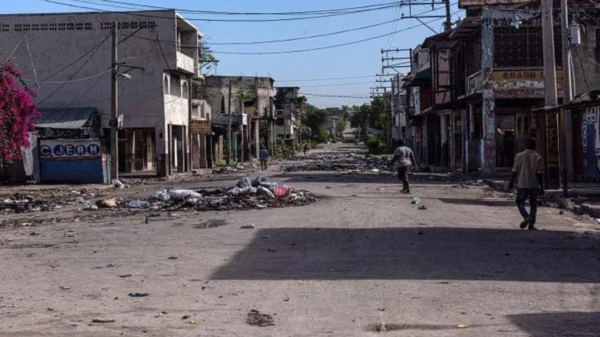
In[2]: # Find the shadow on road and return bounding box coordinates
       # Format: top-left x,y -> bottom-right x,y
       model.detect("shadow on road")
210,227 -> 600,282
507,311 -> 600,336
438,198 -> 515,207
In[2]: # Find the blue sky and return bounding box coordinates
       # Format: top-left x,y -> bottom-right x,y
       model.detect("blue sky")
1,0 -> 462,108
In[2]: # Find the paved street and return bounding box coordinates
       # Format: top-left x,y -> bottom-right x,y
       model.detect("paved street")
1,143 -> 600,337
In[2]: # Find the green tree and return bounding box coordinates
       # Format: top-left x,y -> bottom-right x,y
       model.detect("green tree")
303,104 -> 330,143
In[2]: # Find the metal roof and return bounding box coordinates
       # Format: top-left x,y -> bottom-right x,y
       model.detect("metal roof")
36,108 -> 97,129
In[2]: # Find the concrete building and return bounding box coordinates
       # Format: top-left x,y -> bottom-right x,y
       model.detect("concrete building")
0,10 -> 204,177
275,87 -> 307,146
203,76 -> 276,162
403,0 -> 600,184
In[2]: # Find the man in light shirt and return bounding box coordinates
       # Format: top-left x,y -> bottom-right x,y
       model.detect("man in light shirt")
389,139 -> 417,194
509,137 -> 545,231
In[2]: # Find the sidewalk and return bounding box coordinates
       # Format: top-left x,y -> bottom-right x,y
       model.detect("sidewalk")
486,178 -> 600,219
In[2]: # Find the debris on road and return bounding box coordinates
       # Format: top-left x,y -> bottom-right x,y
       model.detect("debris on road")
283,153 -> 392,173
411,197 -> 421,204
118,177 -> 318,212
195,219 -> 228,229
96,197 -> 118,208
418,205 -> 427,210
128,292 -> 149,297
246,310 -> 275,327
240,224 -> 255,229
92,318 -> 115,323
111,179 -> 125,189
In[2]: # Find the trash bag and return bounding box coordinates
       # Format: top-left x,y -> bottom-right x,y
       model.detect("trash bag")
152,190 -> 171,202
260,181 -> 280,191
252,176 -> 267,187
274,185 -> 292,197
257,186 -> 275,199
229,187 -> 241,196
236,177 -> 253,188
127,200 -> 150,208
168,190 -> 203,201
112,179 -> 125,189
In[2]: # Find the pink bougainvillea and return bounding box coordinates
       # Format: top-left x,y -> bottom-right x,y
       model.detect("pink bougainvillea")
0,61 -> 40,162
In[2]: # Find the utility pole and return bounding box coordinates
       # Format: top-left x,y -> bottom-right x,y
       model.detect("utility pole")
110,21 -> 119,180
227,80 -> 232,165
444,0 -> 452,31
542,0 -> 559,189
561,0 -> 573,195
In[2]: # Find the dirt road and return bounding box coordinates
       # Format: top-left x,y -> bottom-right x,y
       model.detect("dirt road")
1,143 -> 599,337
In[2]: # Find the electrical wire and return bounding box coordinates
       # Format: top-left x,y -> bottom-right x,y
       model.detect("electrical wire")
79,0 -> 403,16
23,68 -> 113,84
43,0 -> 399,23
38,33 -> 111,105
298,81 -> 375,88
303,93 -> 371,99
210,12 -> 456,55
64,69 -> 108,107
574,48 -> 591,91
40,33 -> 110,82
24,35 -> 40,89
278,75 -> 377,82
1,41 -> 22,66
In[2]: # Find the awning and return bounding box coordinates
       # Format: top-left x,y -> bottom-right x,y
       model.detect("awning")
408,115 -> 424,127
403,68 -> 431,88
532,90 -> 600,113
36,108 -> 97,129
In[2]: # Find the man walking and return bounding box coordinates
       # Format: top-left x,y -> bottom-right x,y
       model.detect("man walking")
259,147 -> 269,171
509,137 -> 544,231
389,140 -> 417,194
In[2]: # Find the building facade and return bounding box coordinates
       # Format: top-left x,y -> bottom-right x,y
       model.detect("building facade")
203,76 -> 276,162
0,10 -> 204,177
275,87 -> 307,146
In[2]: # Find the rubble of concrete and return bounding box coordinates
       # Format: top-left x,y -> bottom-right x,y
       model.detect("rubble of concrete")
121,176 -> 318,211
284,153 -> 392,172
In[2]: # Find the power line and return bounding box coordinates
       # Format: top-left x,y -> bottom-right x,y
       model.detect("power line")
278,75 -> 377,82
44,0 -> 399,23
299,81 -> 375,88
304,93 -> 371,99
84,0 -> 402,16
107,3 -> 455,49
38,33 -> 111,105
23,68 -> 112,84
211,12 -> 455,55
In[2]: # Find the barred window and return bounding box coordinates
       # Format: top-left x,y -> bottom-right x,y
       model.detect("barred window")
494,26 -> 562,68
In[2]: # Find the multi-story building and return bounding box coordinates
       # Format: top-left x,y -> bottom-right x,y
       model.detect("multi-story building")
405,0 -> 600,182
0,9 -> 204,177
275,87 -> 307,146
203,76 -> 276,162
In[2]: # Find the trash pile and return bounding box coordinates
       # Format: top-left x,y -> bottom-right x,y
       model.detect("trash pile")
0,194 -> 40,213
284,153 -> 392,172
120,176 -> 318,211
212,163 -> 258,175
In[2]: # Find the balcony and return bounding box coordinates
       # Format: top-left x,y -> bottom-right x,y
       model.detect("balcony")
176,51 -> 195,75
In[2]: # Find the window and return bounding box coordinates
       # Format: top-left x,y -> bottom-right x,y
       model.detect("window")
31,24 -> 39,31
58,23 -> 66,30
40,23 -> 48,31
182,81 -> 189,98
84,23 -> 92,30
22,24 -> 31,31
14,24 -> 22,31
67,22 -> 75,30
1,24 -> 9,32
75,22 -> 83,30
170,74 -> 181,97
494,26 -> 562,67
49,23 -> 57,31
163,75 -> 169,95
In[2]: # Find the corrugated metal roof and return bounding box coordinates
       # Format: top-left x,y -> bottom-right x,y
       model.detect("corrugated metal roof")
36,108 -> 97,129
460,0 -> 534,7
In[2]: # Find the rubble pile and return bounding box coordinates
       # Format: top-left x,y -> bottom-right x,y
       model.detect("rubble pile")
0,188 -> 104,214
212,163 -> 258,175
284,153 -> 392,172
121,176 -> 318,211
